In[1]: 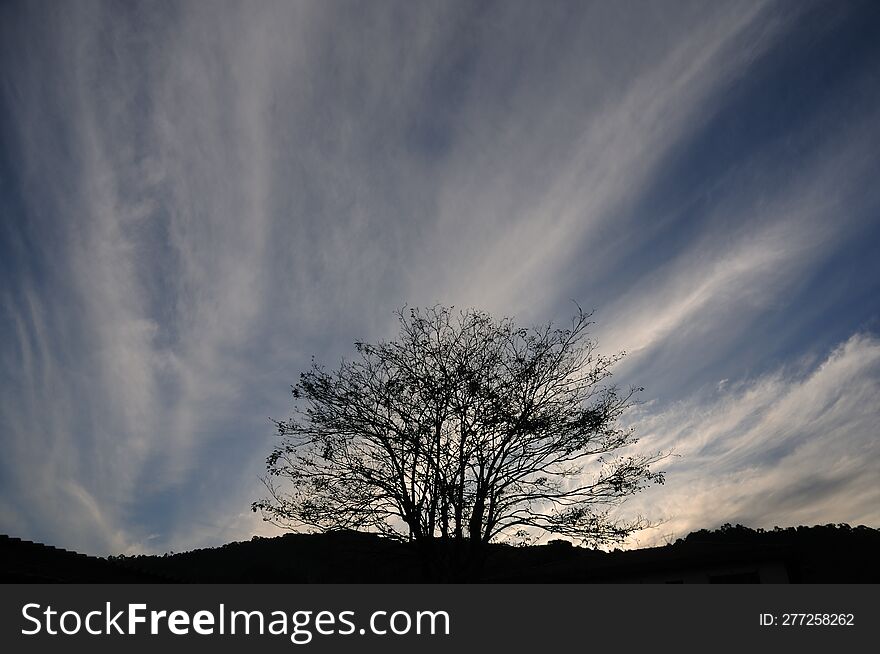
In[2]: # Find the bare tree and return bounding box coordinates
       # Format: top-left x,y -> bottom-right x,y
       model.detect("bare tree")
253,305 -> 665,580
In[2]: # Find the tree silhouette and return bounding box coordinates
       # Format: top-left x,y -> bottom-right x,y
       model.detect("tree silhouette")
253,305 -> 665,580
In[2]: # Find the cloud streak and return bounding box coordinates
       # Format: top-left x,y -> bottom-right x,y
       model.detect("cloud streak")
624,332 -> 880,547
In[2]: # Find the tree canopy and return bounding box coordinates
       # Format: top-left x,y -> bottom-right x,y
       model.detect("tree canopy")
253,305 -> 665,579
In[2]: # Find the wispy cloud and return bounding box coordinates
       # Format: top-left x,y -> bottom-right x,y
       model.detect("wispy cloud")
596,111 -> 879,366
401,0 -> 786,317
624,332 -> 880,547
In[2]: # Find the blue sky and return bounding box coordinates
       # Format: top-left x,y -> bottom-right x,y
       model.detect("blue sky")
1,0 -> 878,555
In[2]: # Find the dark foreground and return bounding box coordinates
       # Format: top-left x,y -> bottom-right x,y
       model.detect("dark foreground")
2,524 -> 877,583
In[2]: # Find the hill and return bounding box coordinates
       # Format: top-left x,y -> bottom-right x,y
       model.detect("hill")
2,524 -> 878,583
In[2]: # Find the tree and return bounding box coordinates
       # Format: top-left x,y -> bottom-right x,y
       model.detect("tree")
253,305 -> 665,580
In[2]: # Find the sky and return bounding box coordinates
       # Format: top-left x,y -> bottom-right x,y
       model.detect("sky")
1,0 -> 878,556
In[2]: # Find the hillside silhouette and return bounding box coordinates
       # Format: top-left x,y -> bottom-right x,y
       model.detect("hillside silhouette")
2,524 -> 877,583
